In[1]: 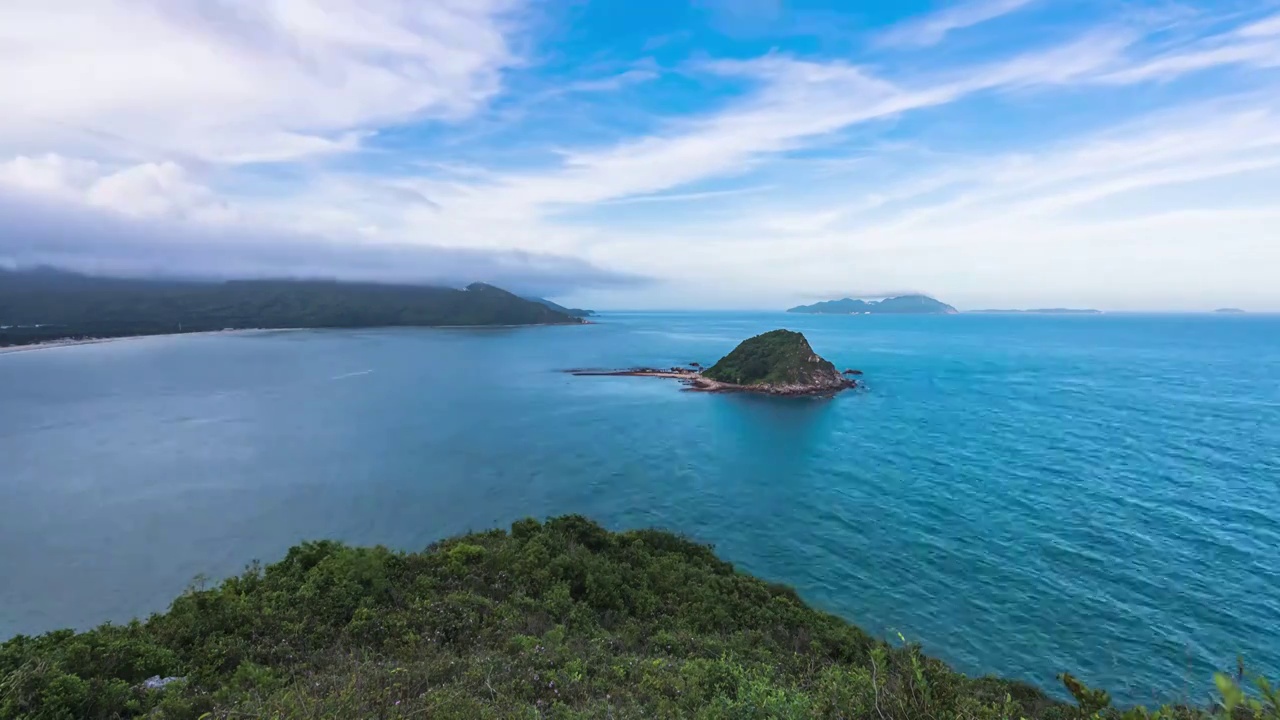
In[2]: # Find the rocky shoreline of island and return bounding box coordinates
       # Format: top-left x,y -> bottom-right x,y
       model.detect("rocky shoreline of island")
570,329 -> 862,397
569,366 -> 858,396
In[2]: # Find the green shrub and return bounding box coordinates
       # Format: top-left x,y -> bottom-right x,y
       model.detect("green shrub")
2,515 -> 1275,719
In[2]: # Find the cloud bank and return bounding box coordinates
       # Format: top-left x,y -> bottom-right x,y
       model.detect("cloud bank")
0,188 -> 644,297
1,1 -> 1278,309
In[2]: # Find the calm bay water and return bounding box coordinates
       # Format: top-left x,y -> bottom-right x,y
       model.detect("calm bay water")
1,312 -> 1278,703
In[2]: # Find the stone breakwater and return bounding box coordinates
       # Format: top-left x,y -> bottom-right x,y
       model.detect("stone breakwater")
568,367 -> 858,397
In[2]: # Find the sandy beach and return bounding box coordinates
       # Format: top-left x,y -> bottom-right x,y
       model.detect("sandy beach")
0,328 -> 295,356
0,336 -> 126,355
1,321 -> 587,357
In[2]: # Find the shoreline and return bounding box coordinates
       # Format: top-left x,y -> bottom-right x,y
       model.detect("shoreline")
0,329 -> 281,356
569,367 -> 857,397
570,368 -> 730,393
0,321 -> 588,356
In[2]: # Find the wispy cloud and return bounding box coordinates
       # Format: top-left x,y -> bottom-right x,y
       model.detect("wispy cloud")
594,185 -> 775,206
562,69 -> 661,94
693,0 -> 784,35
584,97 -> 1280,309
1238,12 -> 1280,37
2,0 -> 1278,309
877,0 -> 1038,48
446,32 -> 1138,212
0,0 -> 522,164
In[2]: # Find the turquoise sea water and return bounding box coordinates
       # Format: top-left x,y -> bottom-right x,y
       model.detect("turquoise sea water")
1,312 -> 1278,704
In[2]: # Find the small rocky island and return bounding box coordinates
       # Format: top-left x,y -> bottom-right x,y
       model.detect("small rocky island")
573,329 -> 857,397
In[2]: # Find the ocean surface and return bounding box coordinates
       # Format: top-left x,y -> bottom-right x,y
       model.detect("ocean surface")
1,312 -> 1278,704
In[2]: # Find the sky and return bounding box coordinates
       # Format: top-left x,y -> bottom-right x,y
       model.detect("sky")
1,0 -> 1278,310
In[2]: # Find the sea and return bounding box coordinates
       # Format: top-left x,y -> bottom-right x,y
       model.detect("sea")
1,312 -> 1277,705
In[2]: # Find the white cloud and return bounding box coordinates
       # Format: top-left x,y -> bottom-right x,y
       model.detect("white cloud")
577,99 -> 1280,310
1238,12 -> 1280,37
1101,39 -> 1280,83
3,1 -> 1279,309
0,185 -> 643,293
877,0 -> 1038,48
427,32 -> 1136,221
561,69 -> 661,94
1,154 -> 235,222
867,106 -> 1280,229
137,20 -> 1268,272
85,163 -> 232,221
444,15 -> 1271,233
0,0 -> 520,164
0,154 -> 100,198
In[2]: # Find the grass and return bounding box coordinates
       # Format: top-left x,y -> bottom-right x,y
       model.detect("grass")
1,515 -> 1275,719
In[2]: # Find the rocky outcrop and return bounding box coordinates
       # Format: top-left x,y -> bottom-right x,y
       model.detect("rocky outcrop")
700,330 -> 855,396
571,330 -> 858,397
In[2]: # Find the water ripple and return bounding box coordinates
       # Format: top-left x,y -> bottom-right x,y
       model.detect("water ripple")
1,314 -> 1278,705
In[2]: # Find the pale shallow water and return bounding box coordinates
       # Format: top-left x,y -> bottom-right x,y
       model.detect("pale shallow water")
1,312 -> 1278,704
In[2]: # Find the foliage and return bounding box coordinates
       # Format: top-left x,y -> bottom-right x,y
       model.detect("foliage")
702,329 -> 842,387
787,295 -> 958,314
526,297 -> 594,318
2,516 -> 1276,719
0,269 -> 579,347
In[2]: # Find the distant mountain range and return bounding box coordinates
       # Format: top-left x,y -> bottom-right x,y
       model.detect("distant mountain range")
0,268 -> 583,347
1214,308 -> 1247,314
970,308 -> 1102,315
787,295 -> 958,315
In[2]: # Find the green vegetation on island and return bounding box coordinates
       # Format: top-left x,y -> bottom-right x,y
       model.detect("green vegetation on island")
527,297 -> 595,318
2,516 -> 1275,720
0,269 -> 581,347
700,329 -> 852,393
788,295 -> 958,315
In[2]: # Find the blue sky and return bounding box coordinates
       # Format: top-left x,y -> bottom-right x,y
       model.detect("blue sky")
1,0 -> 1278,310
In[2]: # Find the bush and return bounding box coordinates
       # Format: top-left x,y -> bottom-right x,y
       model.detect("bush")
2,515 -> 1275,719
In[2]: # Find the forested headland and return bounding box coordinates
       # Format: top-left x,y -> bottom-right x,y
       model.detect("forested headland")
0,268 -> 581,347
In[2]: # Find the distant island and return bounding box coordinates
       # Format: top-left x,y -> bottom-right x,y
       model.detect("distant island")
574,329 -> 857,396
0,268 -> 583,348
787,294 -> 958,315
527,296 -> 595,318
970,308 -> 1103,315
1214,308 -> 1247,314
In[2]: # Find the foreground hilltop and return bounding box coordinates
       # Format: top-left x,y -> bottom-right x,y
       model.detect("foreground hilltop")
0,268 -> 581,347
1,516 -> 1267,719
788,294 -> 958,315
